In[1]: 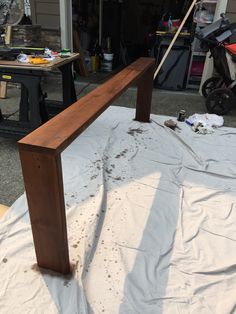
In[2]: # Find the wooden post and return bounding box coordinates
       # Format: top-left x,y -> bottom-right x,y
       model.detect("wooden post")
5,25 -> 12,45
73,30 -> 89,77
19,147 -> 70,274
0,82 -> 7,99
135,64 -> 155,122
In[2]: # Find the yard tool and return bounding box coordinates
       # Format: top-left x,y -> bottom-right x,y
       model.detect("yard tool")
154,0 -> 198,80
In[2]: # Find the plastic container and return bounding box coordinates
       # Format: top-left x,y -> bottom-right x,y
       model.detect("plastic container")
101,53 -> 114,72
103,53 -> 114,61
91,55 -> 99,72
101,60 -> 113,72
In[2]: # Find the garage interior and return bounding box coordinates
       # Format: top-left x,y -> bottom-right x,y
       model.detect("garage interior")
0,1 -> 220,91
73,0 -> 192,59
72,0 -> 199,90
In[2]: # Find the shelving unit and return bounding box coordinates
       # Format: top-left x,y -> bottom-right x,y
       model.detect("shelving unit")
186,0 -> 218,89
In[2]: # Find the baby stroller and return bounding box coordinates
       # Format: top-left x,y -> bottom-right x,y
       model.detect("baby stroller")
195,14 -> 236,115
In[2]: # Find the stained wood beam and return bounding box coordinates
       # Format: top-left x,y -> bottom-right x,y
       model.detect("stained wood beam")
19,58 -> 155,155
18,57 -> 155,274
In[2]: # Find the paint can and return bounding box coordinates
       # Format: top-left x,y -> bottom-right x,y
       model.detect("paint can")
91,55 -> 99,72
177,110 -> 186,122
101,60 -> 113,72
101,53 -> 114,72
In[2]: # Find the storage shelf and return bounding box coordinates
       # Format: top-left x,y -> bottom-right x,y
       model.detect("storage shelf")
187,0 -> 217,90
189,75 -> 202,81
187,84 -> 201,89
193,19 -> 213,25
192,51 -> 207,56
202,0 -> 217,4
187,77 -> 202,89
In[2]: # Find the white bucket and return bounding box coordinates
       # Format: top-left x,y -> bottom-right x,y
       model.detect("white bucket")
101,53 -> 114,72
103,53 -> 114,61
101,60 -> 113,72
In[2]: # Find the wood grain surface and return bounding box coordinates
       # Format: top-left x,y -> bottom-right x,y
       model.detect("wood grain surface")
19,57 -> 155,154
18,57 -> 155,274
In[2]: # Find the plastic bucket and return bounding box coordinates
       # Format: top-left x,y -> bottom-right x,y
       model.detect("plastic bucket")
101,60 -> 113,72
101,53 -> 113,72
103,53 -> 114,61
91,55 -> 99,72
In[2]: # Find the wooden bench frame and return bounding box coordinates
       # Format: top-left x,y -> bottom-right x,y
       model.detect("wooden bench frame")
18,57 -> 155,274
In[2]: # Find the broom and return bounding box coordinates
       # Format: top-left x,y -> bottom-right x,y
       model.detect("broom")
153,0 -> 198,80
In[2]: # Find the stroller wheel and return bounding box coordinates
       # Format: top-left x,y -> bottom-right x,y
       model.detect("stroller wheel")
206,88 -> 235,115
202,77 -> 224,98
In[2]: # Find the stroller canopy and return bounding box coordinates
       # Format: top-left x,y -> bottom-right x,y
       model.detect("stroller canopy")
225,43 -> 236,55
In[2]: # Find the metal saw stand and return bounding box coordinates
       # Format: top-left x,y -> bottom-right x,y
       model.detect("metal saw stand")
0,54 -> 78,139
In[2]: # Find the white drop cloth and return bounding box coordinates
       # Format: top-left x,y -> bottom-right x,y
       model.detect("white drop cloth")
0,106 -> 236,314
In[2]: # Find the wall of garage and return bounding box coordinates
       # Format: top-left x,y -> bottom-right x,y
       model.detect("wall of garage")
30,0 -> 60,29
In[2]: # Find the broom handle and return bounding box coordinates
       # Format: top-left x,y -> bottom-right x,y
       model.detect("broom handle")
154,0 -> 198,80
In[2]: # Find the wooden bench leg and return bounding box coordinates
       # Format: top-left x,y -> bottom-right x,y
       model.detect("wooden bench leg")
135,64 -> 155,122
19,147 -> 70,274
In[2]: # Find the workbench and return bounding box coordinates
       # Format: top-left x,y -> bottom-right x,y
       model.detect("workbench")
0,53 -> 79,138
